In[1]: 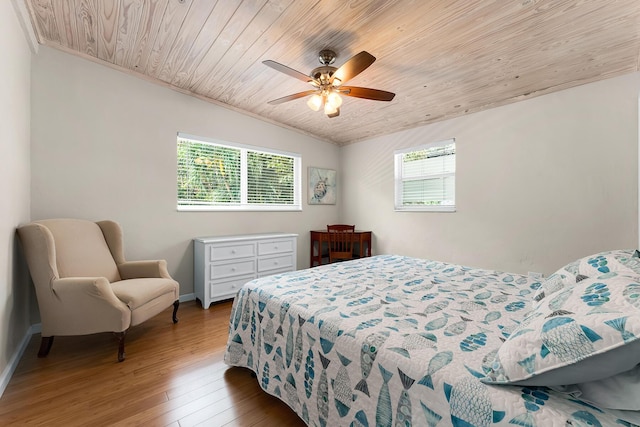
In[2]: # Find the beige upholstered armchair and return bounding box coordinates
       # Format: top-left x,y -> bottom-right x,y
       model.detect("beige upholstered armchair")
17,218 -> 179,362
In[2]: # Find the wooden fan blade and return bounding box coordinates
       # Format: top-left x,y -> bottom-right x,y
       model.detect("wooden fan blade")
341,86 -> 395,101
263,60 -> 319,85
331,51 -> 376,85
267,90 -> 318,105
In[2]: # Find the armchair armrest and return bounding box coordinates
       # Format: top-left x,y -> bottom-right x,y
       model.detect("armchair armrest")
53,276 -> 120,304
117,260 -> 171,280
44,277 -> 130,336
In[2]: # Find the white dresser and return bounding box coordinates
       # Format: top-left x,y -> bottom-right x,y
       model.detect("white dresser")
193,233 -> 298,308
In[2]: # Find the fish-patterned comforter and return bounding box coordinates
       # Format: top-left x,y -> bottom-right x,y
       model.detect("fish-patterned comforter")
224,255 -> 637,426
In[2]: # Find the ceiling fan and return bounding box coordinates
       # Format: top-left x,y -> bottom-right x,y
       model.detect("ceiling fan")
263,49 -> 395,118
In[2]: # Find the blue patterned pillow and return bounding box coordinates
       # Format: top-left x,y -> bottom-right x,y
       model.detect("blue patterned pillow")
484,272 -> 640,386
532,250 -> 640,308
531,261 -> 581,307
578,249 -> 640,277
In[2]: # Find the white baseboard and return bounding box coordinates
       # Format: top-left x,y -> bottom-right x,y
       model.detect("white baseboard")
0,323 -> 41,398
179,293 -> 195,302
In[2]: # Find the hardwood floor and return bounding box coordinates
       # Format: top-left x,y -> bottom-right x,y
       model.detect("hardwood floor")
0,300 -> 306,426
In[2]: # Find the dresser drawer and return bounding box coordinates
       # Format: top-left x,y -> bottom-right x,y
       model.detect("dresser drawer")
258,239 -> 294,256
211,259 -> 256,279
194,233 -> 297,309
210,243 -> 255,261
210,275 -> 255,298
258,254 -> 294,273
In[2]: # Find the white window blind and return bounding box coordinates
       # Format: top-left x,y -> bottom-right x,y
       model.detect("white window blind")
177,133 -> 301,211
394,139 -> 456,212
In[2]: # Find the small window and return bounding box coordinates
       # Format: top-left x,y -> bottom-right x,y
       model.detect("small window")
394,139 -> 456,212
177,133 -> 301,211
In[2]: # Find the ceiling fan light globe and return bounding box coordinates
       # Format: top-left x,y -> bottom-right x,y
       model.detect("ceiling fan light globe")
324,103 -> 338,115
327,92 -> 343,108
307,94 -> 323,111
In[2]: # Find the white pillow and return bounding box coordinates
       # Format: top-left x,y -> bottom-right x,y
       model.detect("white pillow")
576,364 -> 640,410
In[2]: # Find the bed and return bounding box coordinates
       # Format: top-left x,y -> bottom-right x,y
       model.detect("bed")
224,253 -> 640,426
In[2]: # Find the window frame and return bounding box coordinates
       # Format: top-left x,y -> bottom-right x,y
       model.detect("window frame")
394,138 -> 456,212
177,132 -> 302,212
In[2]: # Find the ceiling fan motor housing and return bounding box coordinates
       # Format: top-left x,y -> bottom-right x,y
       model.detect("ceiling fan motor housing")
313,50 -> 338,84
311,66 -> 337,84
318,49 -> 337,65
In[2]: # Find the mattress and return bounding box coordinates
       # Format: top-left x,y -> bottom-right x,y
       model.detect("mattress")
224,255 -> 637,426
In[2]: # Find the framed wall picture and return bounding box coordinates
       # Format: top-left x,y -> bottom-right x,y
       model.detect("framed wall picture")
308,167 -> 336,205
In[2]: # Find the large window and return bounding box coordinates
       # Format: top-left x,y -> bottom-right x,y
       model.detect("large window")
394,139 -> 456,212
177,133 -> 301,211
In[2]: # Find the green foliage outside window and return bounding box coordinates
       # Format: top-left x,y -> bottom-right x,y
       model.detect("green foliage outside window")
177,139 -> 241,205
247,152 -> 294,204
177,137 -> 297,208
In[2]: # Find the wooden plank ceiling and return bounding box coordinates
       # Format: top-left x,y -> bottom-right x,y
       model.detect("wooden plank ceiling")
25,0 -> 640,145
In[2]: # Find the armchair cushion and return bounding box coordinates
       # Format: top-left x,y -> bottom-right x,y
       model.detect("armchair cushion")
111,278 -> 178,310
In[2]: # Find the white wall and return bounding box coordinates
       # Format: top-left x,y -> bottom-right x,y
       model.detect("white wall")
28,43 -> 640,288
0,1 -> 32,381
342,72 -> 640,276
31,46 -> 340,296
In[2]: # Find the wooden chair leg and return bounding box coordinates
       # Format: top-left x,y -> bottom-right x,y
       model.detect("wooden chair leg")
172,300 -> 179,324
38,336 -> 54,358
115,331 -> 126,362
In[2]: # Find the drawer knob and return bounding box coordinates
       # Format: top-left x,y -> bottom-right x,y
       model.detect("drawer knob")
231,250 -> 236,254
274,261 -> 279,265
231,267 -> 236,272
274,246 -> 278,250
232,284 -> 237,288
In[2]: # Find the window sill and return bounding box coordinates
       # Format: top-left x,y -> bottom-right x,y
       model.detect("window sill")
394,206 -> 456,213
177,205 -> 302,212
